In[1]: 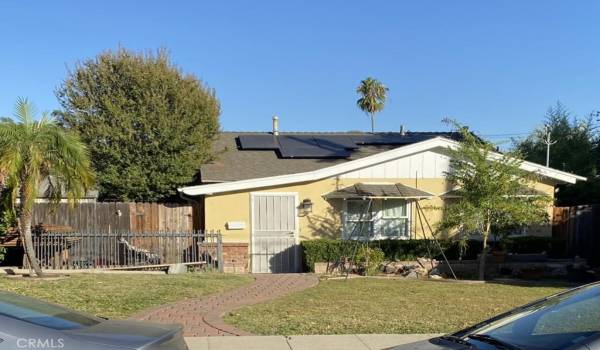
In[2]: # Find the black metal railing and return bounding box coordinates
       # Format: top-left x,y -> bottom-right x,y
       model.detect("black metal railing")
30,230 -> 223,271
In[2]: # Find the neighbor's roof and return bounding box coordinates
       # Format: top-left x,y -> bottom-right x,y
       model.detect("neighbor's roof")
37,177 -> 98,199
200,131 -> 461,182
181,137 -> 586,196
323,183 -> 434,200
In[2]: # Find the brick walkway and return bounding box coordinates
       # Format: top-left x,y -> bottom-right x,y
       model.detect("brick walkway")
131,274 -> 319,336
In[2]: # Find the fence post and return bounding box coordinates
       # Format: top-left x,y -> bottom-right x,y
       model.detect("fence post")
217,231 -> 224,273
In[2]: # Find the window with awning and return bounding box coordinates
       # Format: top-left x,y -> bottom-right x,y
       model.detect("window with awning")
343,198 -> 411,239
327,183 -> 431,240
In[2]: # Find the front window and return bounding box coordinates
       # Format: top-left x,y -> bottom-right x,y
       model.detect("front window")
381,199 -> 409,238
344,200 -> 374,239
343,199 -> 410,239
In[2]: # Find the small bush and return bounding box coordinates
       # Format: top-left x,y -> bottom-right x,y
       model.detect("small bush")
503,236 -> 549,253
355,246 -> 385,275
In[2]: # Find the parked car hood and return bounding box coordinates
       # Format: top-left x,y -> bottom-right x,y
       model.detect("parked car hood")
387,337 -> 471,350
64,319 -> 183,349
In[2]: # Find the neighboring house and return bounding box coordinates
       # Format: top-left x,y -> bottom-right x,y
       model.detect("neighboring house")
10,177 -> 98,204
35,177 -> 99,203
179,121 -> 585,273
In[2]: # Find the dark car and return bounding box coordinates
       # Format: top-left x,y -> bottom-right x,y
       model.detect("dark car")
390,282 -> 600,350
0,290 -> 188,350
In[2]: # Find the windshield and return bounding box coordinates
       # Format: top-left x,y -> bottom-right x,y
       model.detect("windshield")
0,291 -> 102,330
458,283 -> 600,350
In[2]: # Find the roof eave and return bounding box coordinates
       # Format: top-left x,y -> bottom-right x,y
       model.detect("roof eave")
179,137 -> 586,196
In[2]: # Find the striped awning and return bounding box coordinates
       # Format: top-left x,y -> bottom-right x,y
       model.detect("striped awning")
323,183 -> 434,200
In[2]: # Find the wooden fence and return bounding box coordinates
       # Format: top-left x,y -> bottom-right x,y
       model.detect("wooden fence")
32,202 -> 200,233
553,205 -> 600,266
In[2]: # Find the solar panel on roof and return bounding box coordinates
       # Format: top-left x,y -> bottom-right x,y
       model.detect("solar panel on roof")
237,132 -> 454,159
238,135 -> 279,149
278,135 -> 351,158
278,146 -> 351,158
350,134 -> 433,145
278,135 -> 320,148
313,135 -> 358,149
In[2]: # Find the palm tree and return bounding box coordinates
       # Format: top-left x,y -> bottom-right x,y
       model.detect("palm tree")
0,98 -> 93,277
356,77 -> 388,133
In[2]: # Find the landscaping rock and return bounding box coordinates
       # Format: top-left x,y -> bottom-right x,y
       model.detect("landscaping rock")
380,257 -> 447,278
405,271 -> 419,278
167,263 -> 188,274
386,265 -> 401,274
314,262 -> 329,274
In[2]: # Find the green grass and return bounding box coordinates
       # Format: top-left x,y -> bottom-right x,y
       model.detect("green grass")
0,273 -> 252,319
225,278 -> 568,335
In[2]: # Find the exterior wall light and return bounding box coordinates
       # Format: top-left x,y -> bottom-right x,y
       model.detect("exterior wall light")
301,198 -> 313,214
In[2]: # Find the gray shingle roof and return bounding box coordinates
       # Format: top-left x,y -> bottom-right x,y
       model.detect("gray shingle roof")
201,131 -> 460,182
323,183 -> 434,199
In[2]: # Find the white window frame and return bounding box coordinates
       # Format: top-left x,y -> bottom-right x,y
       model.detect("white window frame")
376,199 -> 411,240
342,199 -> 375,239
342,199 -> 411,240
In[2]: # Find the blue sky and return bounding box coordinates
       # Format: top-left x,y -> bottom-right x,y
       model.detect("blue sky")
1,1 -> 599,144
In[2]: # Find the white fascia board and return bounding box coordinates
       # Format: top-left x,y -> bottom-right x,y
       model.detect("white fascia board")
442,139 -> 587,184
179,137 -> 586,196
179,137 -> 447,196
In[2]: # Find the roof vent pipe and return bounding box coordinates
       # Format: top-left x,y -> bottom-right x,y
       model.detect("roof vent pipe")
272,116 -> 279,136
400,125 -> 406,136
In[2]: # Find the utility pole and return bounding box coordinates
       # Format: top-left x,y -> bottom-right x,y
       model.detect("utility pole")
542,125 -> 557,167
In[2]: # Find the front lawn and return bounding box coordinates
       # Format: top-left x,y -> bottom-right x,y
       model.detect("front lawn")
225,278 -> 568,335
0,273 -> 252,319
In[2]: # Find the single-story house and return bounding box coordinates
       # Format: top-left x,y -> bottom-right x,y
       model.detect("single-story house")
179,120 -> 586,273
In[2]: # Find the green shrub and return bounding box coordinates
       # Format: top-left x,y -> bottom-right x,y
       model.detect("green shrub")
501,236 -> 566,258
300,236 -> 566,272
301,239 -> 465,272
355,246 -> 385,275
503,236 -> 549,253
0,208 -> 13,263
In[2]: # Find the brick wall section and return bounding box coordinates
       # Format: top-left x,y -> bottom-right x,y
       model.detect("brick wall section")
222,243 -> 249,273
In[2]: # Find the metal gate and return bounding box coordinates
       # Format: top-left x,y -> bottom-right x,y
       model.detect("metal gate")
251,192 -> 300,273
30,230 -> 222,271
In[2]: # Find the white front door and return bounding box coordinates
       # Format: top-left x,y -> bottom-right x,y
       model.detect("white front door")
251,192 -> 300,273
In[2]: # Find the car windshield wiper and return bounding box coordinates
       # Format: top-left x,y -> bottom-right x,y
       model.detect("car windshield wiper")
467,334 -> 521,350
439,335 -> 471,345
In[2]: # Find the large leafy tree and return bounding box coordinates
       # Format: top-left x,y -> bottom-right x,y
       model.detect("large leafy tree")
356,77 -> 388,133
515,102 -> 598,205
0,98 -> 94,277
439,121 -> 550,280
55,48 -> 220,201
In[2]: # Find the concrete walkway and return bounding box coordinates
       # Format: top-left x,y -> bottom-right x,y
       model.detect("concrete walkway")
132,274 -> 319,336
185,334 -> 439,350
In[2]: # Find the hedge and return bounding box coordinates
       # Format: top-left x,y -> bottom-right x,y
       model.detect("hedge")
301,237 -> 566,272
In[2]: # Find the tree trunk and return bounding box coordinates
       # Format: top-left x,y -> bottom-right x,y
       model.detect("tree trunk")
18,207 -> 44,277
478,224 -> 491,281
370,113 -> 375,133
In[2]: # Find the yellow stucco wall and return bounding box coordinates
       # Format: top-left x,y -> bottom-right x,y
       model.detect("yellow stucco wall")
203,176 -> 556,243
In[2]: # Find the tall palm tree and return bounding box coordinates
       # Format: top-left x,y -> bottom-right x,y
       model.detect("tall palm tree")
356,77 -> 388,133
0,98 -> 93,277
